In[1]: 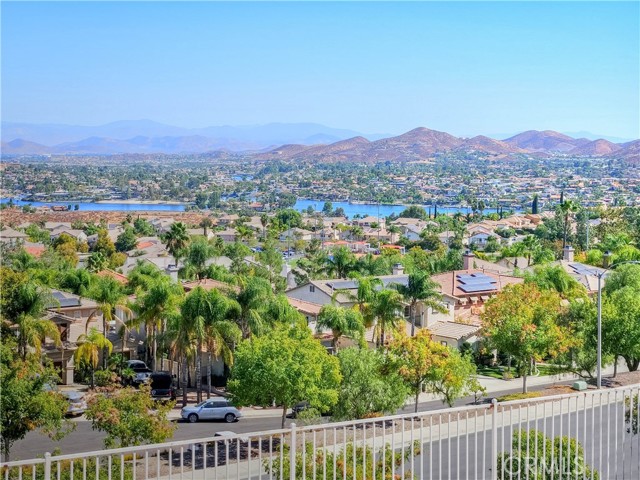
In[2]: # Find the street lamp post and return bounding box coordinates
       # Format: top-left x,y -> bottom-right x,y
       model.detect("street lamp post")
596,257 -> 640,389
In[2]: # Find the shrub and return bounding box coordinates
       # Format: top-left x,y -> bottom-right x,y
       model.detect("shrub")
94,369 -> 118,387
497,391 -> 542,402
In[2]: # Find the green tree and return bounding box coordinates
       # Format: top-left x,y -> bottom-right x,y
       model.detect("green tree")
394,271 -> 446,336
482,284 -> 574,392
74,327 -> 113,388
133,218 -> 155,236
316,304 -> 364,351
232,276 -> 275,338
325,246 -> 356,279
87,251 -> 108,272
426,348 -> 479,407
129,276 -> 183,370
60,268 -> 94,296
163,222 -> 190,266
86,276 -> 132,368
333,347 -> 408,420
399,205 -> 428,220
180,286 -> 240,402
322,201 -> 333,215
182,236 -> 216,280
93,229 -> 116,257
372,288 -> 405,347
114,227 -> 137,252
558,200 -> 579,249
387,330 -> 449,412
228,324 -> 341,428
275,208 -> 302,228
0,338 -> 73,460
85,384 -> 175,449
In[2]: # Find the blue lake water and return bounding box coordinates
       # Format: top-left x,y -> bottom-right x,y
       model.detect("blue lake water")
2,197 -> 519,217
1,199 -> 186,212
293,199 -> 518,218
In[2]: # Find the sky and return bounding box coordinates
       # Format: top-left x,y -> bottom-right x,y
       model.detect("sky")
2,1 -> 639,139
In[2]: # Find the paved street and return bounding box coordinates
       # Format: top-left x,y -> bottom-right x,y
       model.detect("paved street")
12,379 -> 579,460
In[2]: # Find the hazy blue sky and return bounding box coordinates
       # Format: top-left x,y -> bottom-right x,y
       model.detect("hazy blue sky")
2,1 -> 639,138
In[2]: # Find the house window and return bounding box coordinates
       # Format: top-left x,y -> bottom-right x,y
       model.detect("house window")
440,341 -> 448,346
309,285 -> 315,293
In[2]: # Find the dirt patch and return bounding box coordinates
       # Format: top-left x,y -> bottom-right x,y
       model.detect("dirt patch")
603,370 -> 640,387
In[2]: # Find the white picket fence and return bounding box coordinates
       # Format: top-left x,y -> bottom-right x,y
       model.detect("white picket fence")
2,384 -> 639,480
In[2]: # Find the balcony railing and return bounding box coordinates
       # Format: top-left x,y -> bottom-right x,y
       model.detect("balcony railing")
2,383 -> 639,479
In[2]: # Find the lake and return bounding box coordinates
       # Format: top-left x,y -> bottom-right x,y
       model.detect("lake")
1,199 -> 186,212
1,197 -> 519,217
293,199 -> 518,218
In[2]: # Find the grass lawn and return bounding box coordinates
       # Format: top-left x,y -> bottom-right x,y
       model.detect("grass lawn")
476,364 -> 563,379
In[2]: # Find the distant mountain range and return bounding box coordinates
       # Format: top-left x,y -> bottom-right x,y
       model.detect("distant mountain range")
257,128 -> 639,162
0,120 -> 390,154
1,121 -> 638,160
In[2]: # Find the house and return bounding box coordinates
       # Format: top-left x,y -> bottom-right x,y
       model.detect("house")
216,228 -> 238,243
42,290 -> 100,384
187,228 -> 214,240
218,214 -> 240,226
0,227 -> 28,245
353,216 -> 385,228
551,246 -> 605,294
279,228 -> 313,242
286,297 -> 323,326
182,278 -> 239,294
468,231 -> 498,249
49,227 -> 88,244
428,321 -> 481,349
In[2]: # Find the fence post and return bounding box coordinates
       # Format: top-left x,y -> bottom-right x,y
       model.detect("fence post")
44,453 -> 52,480
491,399 -> 498,480
290,422 -> 297,480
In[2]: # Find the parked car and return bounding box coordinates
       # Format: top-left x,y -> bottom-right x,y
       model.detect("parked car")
150,372 -> 177,402
291,401 -> 332,418
43,384 -> 87,417
62,391 -> 88,417
181,398 -> 242,423
126,360 -> 152,385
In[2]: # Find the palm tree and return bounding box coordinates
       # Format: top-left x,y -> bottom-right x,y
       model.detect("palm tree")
75,327 -> 112,388
233,276 -> 274,338
180,287 -> 240,402
371,289 -> 405,347
86,276 -> 132,368
183,237 -> 216,280
129,276 -> 183,371
394,271 -> 446,336
317,304 -> 364,351
7,281 -> 60,360
521,235 -> 541,267
260,213 -> 269,240
199,217 -> 213,236
60,268 -> 94,297
163,222 -> 190,267
164,312 -> 194,406
332,275 -> 381,328
559,200 -> 579,248
325,246 -> 356,279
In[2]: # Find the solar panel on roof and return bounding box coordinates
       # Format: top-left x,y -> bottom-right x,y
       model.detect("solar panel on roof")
459,283 -> 496,293
569,263 -> 603,276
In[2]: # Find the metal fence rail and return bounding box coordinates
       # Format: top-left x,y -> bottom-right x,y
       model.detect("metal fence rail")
3,384 -> 639,480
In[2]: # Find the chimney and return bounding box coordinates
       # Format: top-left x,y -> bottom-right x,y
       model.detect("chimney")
463,250 -> 475,270
562,245 -> 574,262
392,263 -> 404,275
603,251 -> 613,268
165,264 -> 179,282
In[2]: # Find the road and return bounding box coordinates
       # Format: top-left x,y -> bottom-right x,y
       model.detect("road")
11,381 -> 576,460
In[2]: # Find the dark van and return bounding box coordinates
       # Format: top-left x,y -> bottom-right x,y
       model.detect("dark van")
150,372 -> 177,402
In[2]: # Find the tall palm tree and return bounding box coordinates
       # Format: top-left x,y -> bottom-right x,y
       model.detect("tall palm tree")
164,311 -> 194,406
317,304 -> 364,351
129,276 -> 183,371
86,276 -> 132,368
233,276 -> 274,338
6,281 -> 61,360
394,271 -> 446,336
183,237 -> 216,280
180,287 -> 240,402
75,327 -> 112,388
331,275 -> 381,328
163,222 -> 190,267
371,289 -> 405,347
127,261 -> 164,292
521,235 -> 541,267
559,200 -> 579,249
260,213 -> 269,240
324,246 -> 356,279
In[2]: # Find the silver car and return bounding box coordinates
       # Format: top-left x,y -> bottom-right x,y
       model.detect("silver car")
181,399 -> 242,423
